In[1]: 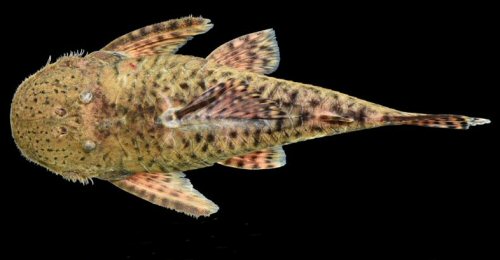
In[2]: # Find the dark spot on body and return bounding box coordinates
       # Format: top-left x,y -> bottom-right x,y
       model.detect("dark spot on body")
195,133 -> 202,143
146,106 -> 155,114
358,107 -> 369,122
221,72 -> 233,77
289,91 -> 299,103
382,113 -> 391,121
332,103 -> 344,114
197,80 -> 205,90
309,99 -> 320,108
138,189 -> 147,197
147,160 -> 155,167
275,120 -> 284,131
311,126 -> 323,132
168,21 -> 179,30
185,18 -> 193,26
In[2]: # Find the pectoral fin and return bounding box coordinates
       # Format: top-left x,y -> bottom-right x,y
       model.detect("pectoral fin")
207,29 -> 280,74
112,172 -> 219,217
102,16 -> 213,57
218,146 -> 286,170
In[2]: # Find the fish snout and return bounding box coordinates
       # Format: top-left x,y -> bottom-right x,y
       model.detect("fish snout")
11,74 -> 84,172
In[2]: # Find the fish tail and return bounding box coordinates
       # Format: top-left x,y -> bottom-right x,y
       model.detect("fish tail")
388,114 -> 491,130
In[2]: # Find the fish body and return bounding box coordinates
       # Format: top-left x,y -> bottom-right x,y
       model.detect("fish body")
11,17 -> 490,217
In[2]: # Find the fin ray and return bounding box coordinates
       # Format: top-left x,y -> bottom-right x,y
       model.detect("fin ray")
112,172 -> 219,217
207,29 -> 280,74
218,146 -> 286,170
389,114 -> 491,130
102,16 -> 213,57
170,79 -> 288,123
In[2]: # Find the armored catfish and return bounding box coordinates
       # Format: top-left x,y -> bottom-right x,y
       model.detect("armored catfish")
10,17 -> 490,217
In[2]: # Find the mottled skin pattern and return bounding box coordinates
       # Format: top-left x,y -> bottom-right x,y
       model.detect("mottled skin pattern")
12,52 -> 395,180
10,17 -> 489,216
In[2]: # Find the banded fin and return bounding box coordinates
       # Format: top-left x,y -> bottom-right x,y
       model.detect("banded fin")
111,172 -> 219,217
173,79 -> 288,121
102,16 -> 213,57
206,29 -> 280,74
219,146 -> 286,170
390,114 -> 491,129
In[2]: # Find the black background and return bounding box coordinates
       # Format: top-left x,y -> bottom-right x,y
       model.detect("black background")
2,2 -> 497,260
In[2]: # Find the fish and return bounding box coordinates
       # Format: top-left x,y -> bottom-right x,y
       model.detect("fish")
10,16 -> 490,217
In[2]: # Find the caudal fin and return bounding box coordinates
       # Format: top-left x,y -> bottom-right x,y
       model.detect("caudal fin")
390,114 -> 491,130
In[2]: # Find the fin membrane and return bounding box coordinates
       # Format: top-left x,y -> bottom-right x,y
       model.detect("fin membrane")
174,79 -> 288,121
112,172 -> 219,217
207,29 -> 280,74
102,16 -> 213,57
390,114 -> 491,129
218,146 -> 286,170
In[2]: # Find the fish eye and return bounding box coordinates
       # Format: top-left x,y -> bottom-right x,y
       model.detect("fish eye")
82,140 -> 96,152
55,108 -> 67,117
80,90 -> 93,104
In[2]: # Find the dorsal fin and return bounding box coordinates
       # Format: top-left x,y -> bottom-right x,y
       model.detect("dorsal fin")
218,146 -> 286,170
112,172 -> 219,217
161,79 -> 288,126
206,29 -> 280,74
102,16 -> 213,57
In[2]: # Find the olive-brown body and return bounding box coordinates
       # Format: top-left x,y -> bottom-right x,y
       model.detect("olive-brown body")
11,17 -> 489,217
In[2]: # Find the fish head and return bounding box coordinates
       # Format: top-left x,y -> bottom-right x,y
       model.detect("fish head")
11,55 -> 103,184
